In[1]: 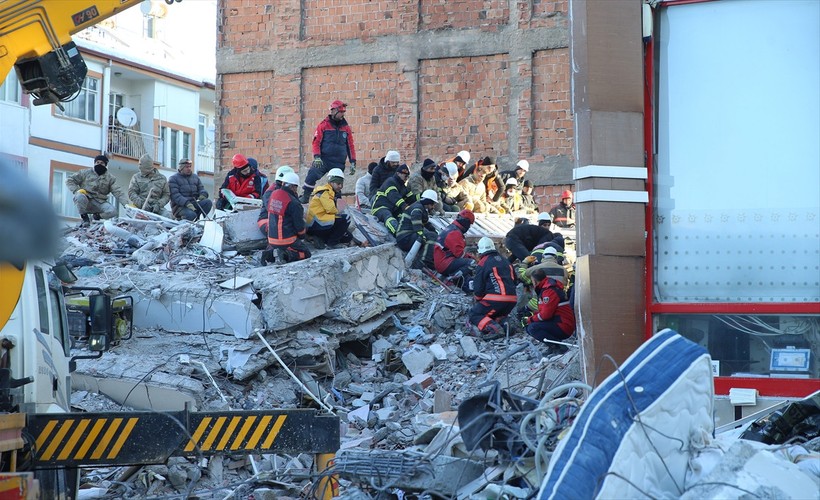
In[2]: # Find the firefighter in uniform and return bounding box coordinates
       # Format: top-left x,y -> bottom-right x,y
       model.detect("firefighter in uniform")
264,172 -> 311,265
371,163 -> 413,235
394,190 -> 439,269
525,267 -> 575,353
468,237 -> 518,339
433,209 -> 476,292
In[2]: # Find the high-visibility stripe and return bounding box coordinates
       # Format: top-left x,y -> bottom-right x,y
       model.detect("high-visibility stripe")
184,417 -> 212,452
492,268 -> 508,295
201,416 -> 227,451
245,415 -> 273,449
261,415 -> 287,449
91,418 -> 122,460
58,419 -> 90,460
42,420 -> 73,460
35,420 -> 58,453
216,416 -> 242,450
76,419 -> 107,460
230,416 -> 257,450
482,293 -> 517,302
107,418 -> 139,459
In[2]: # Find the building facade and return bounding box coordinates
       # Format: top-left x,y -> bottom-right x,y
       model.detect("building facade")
215,0 -> 574,207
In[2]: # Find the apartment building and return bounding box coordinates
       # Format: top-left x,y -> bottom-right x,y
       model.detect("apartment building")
0,0 -> 217,221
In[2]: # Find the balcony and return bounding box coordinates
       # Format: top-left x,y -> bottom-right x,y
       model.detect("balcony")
196,146 -> 216,174
108,126 -> 159,160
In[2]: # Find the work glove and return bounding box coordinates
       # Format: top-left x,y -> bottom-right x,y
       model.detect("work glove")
77,189 -> 88,196
520,317 -> 529,329
348,161 -> 356,176
127,203 -> 137,208
186,202 -> 196,211
312,156 -> 323,169
523,255 -> 537,266
198,193 -> 208,201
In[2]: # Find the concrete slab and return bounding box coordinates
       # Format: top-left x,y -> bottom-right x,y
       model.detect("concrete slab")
72,372 -> 199,411
221,209 -> 266,252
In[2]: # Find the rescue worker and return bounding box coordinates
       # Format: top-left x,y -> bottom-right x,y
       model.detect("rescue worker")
438,162 -> 468,211
395,190 -> 439,269
306,168 -> 353,248
67,154 -> 127,224
356,162 -> 378,209
451,150 -> 471,181
217,154 -> 267,210
409,158 -> 443,214
549,189 -> 576,228
301,99 -> 356,202
498,160 -> 529,194
525,267 -> 575,353
258,165 -> 294,236
501,177 -> 521,213
169,158 -> 212,221
434,209 -> 476,292
371,163 -> 413,235
468,237 -> 517,340
459,161 -> 497,213
503,212 -> 555,262
370,150 -> 400,194
128,154 -> 171,217
520,180 -> 539,214
264,172 -> 310,265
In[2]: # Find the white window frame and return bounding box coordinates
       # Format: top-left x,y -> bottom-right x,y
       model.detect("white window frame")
51,170 -> 80,218
0,71 -> 21,104
57,76 -> 100,122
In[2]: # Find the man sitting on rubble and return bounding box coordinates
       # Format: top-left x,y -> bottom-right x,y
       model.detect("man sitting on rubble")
501,178 -> 522,214
67,154 -> 128,225
437,162 -> 468,212
306,168 -> 353,249
459,160 -> 498,214
520,180 -> 539,214
409,159 -> 443,214
433,209 -> 476,292
503,212 -> 555,262
169,158 -> 212,221
263,172 -> 310,265
468,237 -> 518,340
524,267 -> 575,354
356,162 -> 378,210
216,154 -> 267,210
258,165 -> 295,236
371,163 -> 414,235
395,190 -> 439,269
128,154 -> 171,217
369,150 -> 401,195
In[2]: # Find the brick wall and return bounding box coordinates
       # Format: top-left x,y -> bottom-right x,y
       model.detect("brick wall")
217,0 -> 574,194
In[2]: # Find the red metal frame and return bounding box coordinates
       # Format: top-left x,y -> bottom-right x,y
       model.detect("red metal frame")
643,0 -> 820,398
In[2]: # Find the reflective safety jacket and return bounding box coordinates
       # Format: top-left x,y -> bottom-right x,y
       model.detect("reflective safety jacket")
473,251 -> 517,303
372,174 -> 413,217
395,200 -> 432,242
306,183 -> 341,228
267,188 -> 306,246
549,203 -> 576,228
530,276 -> 575,336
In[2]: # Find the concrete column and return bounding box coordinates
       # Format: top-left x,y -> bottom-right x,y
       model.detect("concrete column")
570,0 -> 647,384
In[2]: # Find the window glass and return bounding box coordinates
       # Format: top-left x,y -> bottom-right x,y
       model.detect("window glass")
58,76 -> 100,122
198,114 -> 207,148
34,267 -> 50,335
0,71 -> 21,103
48,288 -> 70,356
170,130 -> 178,167
655,0 -> 820,303
182,132 -> 190,160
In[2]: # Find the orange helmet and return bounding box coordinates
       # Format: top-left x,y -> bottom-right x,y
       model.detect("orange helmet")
561,190 -> 572,200
457,209 -> 475,225
232,154 -> 249,168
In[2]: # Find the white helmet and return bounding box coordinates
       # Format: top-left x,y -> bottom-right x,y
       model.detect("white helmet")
505,177 -> 518,186
477,237 -> 495,254
420,189 -> 438,203
326,168 -> 345,179
456,150 -> 470,164
543,246 -> 558,256
275,165 -> 294,181
537,212 -> 552,223
516,159 -> 530,172
386,150 -> 400,162
444,162 -> 458,179
281,172 -> 300,186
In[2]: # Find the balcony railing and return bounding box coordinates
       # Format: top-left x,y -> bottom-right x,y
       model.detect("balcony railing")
196,146 -> 216,174
108,126 -> 159,160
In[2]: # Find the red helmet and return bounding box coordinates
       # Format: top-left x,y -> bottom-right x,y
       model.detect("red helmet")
561,189 -> 572,200
457,209 -> 475,225
330,99 -> 347,111
232,154 -> 249,168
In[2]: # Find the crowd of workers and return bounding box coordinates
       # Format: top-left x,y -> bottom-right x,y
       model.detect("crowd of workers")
65,98 -> 576,349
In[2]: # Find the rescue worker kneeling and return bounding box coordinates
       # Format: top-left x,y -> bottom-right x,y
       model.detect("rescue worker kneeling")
263,172 -> 311,265
395,190 -> 439,269
468,237 -> 517,340
524,267 -> 575,350
371,163 -> 413,235
305,168 -> 353,248
433,209 -> 476,292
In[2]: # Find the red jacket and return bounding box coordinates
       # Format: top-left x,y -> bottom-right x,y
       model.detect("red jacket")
220,167 -> 266,200
529,277 -> 575,336
433,220 -> 470,273
312,116 -> 356,168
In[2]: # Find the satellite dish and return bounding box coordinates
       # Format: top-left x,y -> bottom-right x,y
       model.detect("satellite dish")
116,108 -> 138,127
140,0 -> 152,15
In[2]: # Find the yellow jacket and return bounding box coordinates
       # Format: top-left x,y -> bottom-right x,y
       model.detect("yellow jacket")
306,183 -> 340,228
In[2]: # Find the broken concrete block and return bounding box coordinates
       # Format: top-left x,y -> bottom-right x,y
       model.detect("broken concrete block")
429,343 -> 447,361
401,347 -> 434,377
375,406 -> 395,422
347,404 -> 370,424
433,389 -> 452,413
221,209 -> 266,252
403,373 -> 434,390
459,336 -> 479,358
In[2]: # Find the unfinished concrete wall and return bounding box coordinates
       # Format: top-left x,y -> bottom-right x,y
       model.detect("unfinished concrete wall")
216,0 -> 574,198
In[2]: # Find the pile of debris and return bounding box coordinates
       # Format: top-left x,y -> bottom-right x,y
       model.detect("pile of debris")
61,212 -> 584,499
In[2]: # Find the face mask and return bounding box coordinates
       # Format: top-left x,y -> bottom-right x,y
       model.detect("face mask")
421,169 -> 435,180
94,164 -> 107,175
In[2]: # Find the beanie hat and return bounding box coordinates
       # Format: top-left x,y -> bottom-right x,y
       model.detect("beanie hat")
397,164 -> 410,175
247,157 -> 258,169
94,154 -> 109,165
328,176 -> 344,184
523,180 -> 533,188
368,162 -> 378,174
138,154 -> 153,169
386,151 -> 400,162
422,158 -> 436,170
